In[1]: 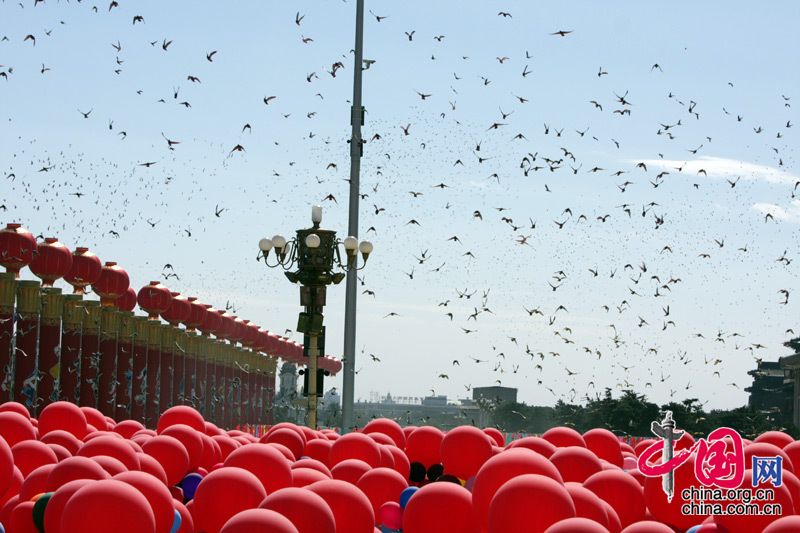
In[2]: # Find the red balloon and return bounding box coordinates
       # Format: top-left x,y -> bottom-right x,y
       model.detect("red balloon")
113,471 -> 175,533
0,435 -> 13,496
174,499 -> 194,533
19,463 -> 55,501
441,425 -> 494,480
488,474 -> 575,532
267,441 -> 297,462
303,438 -> 332,466
472,448 -> 563,531
38,402 -> 88,439
268,428 -> 306,457
92,454 -> 129,476
292,458 -> 332,478
0,495 -> 19,527
61,479 -> 156,533
11,440 -> 58,477
0,411 -> 36,446
764,515 -> 800,532
113,420 -> 145,439
377,501 -> 403,530
367,432 -> 395,446
385,444 -> 410,480
378,444 -> 396,470
291,467 -> 329,487
363,418 -> 406,448
583,428 -> 624,468
551,446 -> 603,483
506,436 -> 557,458
331,458 -> 371,485
10,500 -> 38,533
584,470 -> 645,528
212,435 -> 241,461
224,443 -> 292,494
330,432 -> 381,467
45,455 -> 110,491
744,442 -> 795,473
193,467 -> 267,533
307,479 -> 375,533
137,453 -> 169,485
633,439 -> 657,458
141,435 -> 190,486
714,469 -> 794,533
41,429 -> 83,455
357,467 -> 409,516
0,466 -> 21,508
483,428 -> 506,448
404,426 -> 445,467
162,424 -> 204,470
260,486 -> 336,533
403,480 -> 477,533
643,454 -> 707,530
78,435 -> 140,470
755,431 -> 795,449
200,432 -> 222,470
80,406 -> 109,431
0,402 -> 30,418
221,508 -> 299,533
542,426 -> 586,448
565,482 -> 612,530
619,521 -> 676,532
158,406 -> 206,434
544,517 -> 611,533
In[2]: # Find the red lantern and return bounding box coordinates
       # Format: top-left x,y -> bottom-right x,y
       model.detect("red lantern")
64,247 -> 103,294
217,312 -> 237,341
137,282 -> 172,320
0,223 -> 37,277
294,341 -> 303,360
185,297 -> 205,332
115,288 -> 137,312
246,323 -> 261,348
92,262 -> 130,306
267,332 -> 281,354
161,292 -> 191,325
29,237 -> 73,287
198,305 -> 222,336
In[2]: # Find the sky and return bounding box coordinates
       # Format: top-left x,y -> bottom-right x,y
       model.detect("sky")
1,0 -> 798,411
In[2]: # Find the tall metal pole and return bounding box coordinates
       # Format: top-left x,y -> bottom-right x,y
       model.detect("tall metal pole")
342,0 -> 365,433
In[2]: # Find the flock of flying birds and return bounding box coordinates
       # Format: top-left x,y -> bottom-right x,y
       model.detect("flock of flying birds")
1,1 -> 798,413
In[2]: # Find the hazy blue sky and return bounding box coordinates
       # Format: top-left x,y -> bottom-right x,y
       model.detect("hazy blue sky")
1,0 -> 798,410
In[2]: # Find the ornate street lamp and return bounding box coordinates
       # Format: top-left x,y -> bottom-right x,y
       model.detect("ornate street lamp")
259,206 -> 372,428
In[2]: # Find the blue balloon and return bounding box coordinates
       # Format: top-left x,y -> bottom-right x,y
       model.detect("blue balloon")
399,486 -> 419,509
169,509 -> 182,533
685,527 -> 703,533
179,472 -> 203,501
0,521 -> 5,533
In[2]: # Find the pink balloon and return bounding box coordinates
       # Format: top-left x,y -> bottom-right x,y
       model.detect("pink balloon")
260,486 -> 336,533
221,508 -> 299,533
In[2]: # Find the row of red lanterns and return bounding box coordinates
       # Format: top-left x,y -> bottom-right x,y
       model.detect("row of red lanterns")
0,223 -> 342,374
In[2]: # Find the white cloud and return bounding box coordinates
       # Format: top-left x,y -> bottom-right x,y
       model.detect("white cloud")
752,199 -> 800,223
635,156 -> 798,185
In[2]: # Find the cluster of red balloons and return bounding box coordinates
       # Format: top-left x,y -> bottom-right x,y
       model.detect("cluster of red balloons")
2,402 -> 800,533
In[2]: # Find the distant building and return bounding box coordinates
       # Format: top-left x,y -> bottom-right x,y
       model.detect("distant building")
745,360 -> 792,423
473,386 -> 518,405
777,336 -> 800,427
